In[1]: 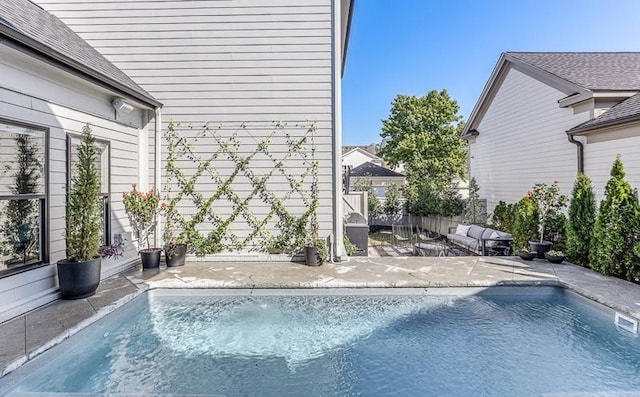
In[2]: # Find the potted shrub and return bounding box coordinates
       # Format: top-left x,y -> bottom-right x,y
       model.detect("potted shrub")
57,125 -> 103,299
527,181 -> 567,258
545,250 -> 566,264
123,185 -> 162,269
161,202 -> 187,267
305,238 -> 328,266
517,248 -> 537,261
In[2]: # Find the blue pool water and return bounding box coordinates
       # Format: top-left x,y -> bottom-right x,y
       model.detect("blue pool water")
2,287 -> 640,396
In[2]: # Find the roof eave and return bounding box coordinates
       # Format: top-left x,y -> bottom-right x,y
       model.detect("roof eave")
341,0 -> 355,77
0,28 -> 162,109
568,114 -> 640,135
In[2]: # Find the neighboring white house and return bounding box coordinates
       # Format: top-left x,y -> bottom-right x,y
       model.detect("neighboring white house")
342,146 -> 383,169
36,0 -> 355,259
349,162 -> 405,199
462,52 -> 640,214
0,0 -> 162,322
0,0 -> 354,322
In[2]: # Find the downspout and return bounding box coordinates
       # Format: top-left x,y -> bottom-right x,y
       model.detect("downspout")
331,0 -> 344,260
566,132 -> 584,174
154,107 -> 162,248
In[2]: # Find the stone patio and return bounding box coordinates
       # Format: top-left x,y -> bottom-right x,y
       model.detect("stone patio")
2,255 -> 640,377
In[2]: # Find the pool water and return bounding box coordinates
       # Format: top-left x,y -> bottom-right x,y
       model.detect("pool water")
2,288 -> 640,396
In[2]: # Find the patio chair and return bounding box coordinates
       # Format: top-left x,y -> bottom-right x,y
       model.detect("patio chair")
392,224 -> 414,247
415,226 -> 437,243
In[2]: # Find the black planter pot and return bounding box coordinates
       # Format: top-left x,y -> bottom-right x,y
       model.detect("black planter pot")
305,246 -> 319,266
165,244 -> 187,267
140,248 -> 162,269
518,251 -> 537,261
529,241 -> 553,259
57,257 -> 102,300
545,253 -> 566,264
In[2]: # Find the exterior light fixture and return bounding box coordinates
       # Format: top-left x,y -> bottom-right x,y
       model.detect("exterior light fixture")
469,129 -> 480,136
111,98 -> 134,113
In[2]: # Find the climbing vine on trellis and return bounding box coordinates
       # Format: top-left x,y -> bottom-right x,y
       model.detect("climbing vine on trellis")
164,120 -> 319,254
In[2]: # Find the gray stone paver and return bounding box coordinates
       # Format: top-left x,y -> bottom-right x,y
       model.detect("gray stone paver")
3,255 -> 640,378
25,298 -> 95,355
0,317 -> 25,367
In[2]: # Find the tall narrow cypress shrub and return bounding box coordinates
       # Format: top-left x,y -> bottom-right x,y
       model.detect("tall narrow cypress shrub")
565,174 -> 596,267
589,157 -> 640,280
512,196 -> 537,249
66,125 -> 102,262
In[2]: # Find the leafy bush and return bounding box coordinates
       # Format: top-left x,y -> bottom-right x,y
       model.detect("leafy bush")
512,196 -> 537,249
544,213 -> 567,252
343,234 -> 357,256
589,157 -> 640,280
383,184 -> 402,215
528,181 -> 567,243
407,181 -> 464,217
490,201 -> 515,233
437,185 -> 465,217
565,174 -> 596,267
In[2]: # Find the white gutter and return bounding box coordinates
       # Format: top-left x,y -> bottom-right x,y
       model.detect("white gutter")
154,107 -> 162,248
332,0 -> 344,259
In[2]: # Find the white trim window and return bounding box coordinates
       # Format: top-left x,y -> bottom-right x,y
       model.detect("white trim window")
0,120 -> 47,275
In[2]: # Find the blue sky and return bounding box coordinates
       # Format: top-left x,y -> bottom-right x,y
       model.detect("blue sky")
342,0 -> 640,146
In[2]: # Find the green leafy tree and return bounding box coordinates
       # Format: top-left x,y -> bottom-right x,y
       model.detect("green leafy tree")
2,134 -> 42,264
378,90 -> 467,213
565,174 -> 596,267
512,196 -> 538,249
379,90 -> 467,187
66,125 -> 102,262
383,184 -> 402,215
589,157 -> 640,280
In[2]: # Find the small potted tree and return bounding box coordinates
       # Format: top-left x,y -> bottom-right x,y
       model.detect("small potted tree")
123,185 -> 162,268
57,125 -> 103,299
161,202 -> 188,267
528,181 -> 567,258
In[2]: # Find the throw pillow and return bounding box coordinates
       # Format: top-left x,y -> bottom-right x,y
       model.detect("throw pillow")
486,231 -> 500,248
455,224 -> 471,236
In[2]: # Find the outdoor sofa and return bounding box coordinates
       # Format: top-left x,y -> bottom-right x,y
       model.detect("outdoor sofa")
446,224 -> 513,256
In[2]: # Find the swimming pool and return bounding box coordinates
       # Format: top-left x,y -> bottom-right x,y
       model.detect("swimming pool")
1,287 -> 640,396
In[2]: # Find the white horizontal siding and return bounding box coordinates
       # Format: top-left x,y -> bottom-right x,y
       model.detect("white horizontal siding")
470,66 -> 591,214
37,0 -> 336,248
583,132 -> 640,203
0,58 -> 151,321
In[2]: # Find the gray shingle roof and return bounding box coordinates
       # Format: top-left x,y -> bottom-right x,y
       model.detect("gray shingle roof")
569,92 -> 640,133
0,0 -> 159,107
507,52 -> 640,91
350,162 -> 404,178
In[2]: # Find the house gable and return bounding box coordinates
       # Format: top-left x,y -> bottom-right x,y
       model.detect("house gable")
463,54 -> 589,137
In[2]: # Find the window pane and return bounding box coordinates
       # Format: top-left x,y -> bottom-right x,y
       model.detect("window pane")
0,123 -> 45,196
372,186 -> 387,198
0,198 -> 41,270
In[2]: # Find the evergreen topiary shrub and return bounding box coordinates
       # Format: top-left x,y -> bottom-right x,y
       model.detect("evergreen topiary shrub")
589,156 -> 640,280
565,174 -> 596,267
65,125 -> 102,262
490,200 -> 515,233
512,196 -> 537,249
